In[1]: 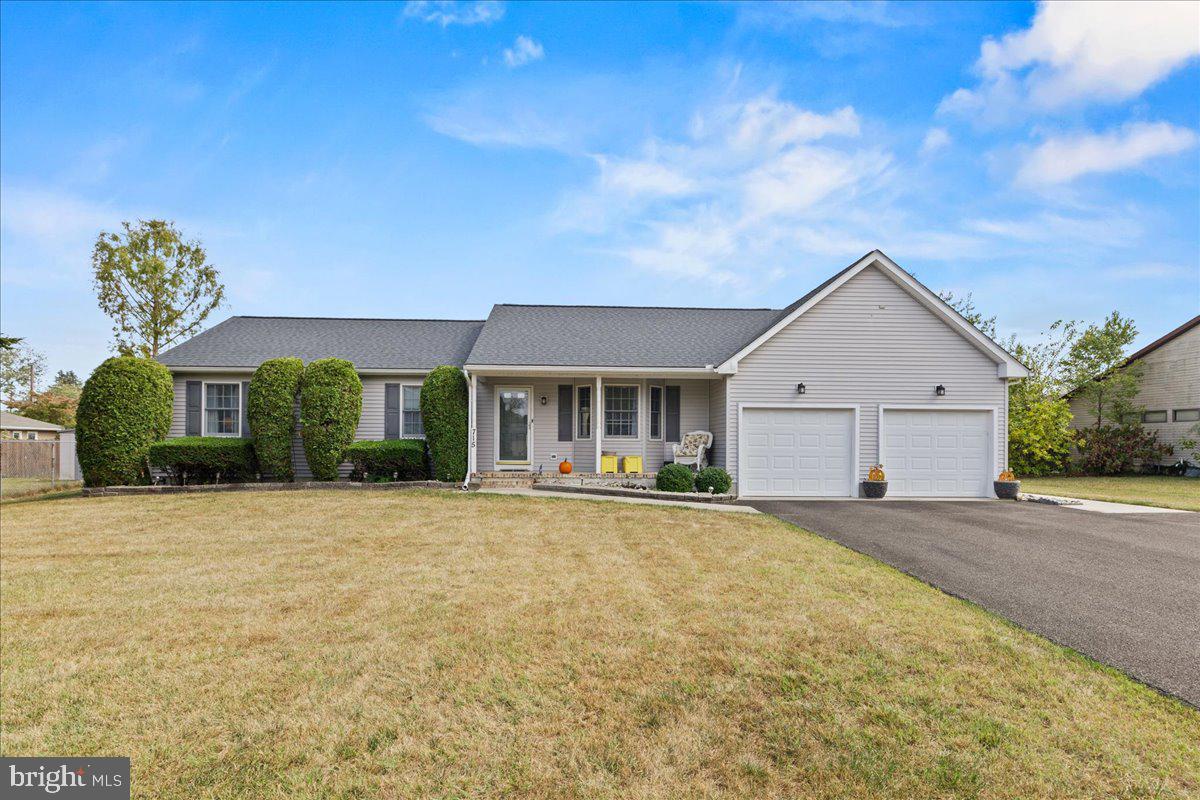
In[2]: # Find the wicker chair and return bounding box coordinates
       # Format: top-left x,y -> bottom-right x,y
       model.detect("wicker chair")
672,431 -> 713,471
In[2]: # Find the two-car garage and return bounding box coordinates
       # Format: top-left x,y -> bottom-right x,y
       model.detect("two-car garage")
738,406 -> 994,498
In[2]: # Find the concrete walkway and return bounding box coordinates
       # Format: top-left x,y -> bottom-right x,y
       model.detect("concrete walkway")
1022,493 -> 1193,514
478,487 -> 759,513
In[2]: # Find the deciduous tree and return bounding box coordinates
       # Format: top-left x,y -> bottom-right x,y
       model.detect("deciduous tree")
92,220 -> 225,357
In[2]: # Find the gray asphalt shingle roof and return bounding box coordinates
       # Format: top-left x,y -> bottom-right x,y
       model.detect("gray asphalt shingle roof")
157,316 -> 485,370
156,253 -> 906,372
1,410 -> 65,431
464,304 -> 781,367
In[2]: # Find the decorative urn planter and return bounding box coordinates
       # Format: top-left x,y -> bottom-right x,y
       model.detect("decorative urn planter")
993,470 -> 1019,500
559,459 -> 573,475
861,480 -> 888,499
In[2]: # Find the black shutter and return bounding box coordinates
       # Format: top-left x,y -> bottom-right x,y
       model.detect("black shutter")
557,385 -> 573,441
384,383 -> 400,440
185,381 -> 202,436
241,381 -> 251,437
665,385 -> 681,442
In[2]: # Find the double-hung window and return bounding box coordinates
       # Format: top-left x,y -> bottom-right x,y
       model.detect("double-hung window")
205,383 -> 240,436
402,386 -> 424,436
604,385 -> 638,438
649,385 -> 663,440
577,385 -> 592,439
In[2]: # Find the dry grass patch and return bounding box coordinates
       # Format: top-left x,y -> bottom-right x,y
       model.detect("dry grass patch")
2,490 -> 1197,798
1020,475 -> 1200,512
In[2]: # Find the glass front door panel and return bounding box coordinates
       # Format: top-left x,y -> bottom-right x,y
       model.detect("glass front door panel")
498,389 -> 529,462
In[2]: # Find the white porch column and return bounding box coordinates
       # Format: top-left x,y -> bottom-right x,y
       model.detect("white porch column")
467,371 -> 478,483
594,375 -> 602,474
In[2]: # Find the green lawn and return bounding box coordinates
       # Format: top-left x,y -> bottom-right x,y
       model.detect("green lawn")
2,491 -> 1197,798
1020,475 -> 1200,512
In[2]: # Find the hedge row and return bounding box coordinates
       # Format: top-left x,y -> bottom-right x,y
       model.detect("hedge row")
248,357 -> 304,480
149,437 -> 258,484
345,439 -> 429,482
77,355 -> 473,487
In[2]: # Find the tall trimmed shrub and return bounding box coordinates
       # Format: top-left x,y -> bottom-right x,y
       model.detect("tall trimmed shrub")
248,357 -> 304,480
420,366 -> 468,482
298,358 -> 362,480
76,356 -> 173,486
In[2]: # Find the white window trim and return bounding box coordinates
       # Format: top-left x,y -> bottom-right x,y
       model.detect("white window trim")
202,381 -> 241,438
648,384 -> 664,441
400,383 -> 426,439
603,383 -> 640,439
575,384 -> 592,440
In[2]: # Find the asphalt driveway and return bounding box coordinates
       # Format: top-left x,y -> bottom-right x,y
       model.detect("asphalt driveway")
746,499 -> 1200,706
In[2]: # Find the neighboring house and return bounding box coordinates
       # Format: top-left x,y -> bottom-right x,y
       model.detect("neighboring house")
157,250 -> 1028,497
0,410 -> 63,440
1066,314 -> 1200,466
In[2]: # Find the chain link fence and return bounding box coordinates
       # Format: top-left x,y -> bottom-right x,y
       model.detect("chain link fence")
0,431 -> 82,498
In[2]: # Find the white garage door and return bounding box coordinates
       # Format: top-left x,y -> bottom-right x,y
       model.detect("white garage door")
741,408 -> 854,497
881,410 -> 991,497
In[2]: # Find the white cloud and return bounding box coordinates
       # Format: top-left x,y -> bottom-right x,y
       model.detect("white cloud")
548,94 -> 896,287
503,35 -> 544,68
920,127 -> 951,156
1015,122 -> 1198,187
401,1 -> 504,27
941,1 -> 1200,121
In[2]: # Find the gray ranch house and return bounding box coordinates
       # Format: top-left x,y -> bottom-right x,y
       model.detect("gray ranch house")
158,250 -> 1028,498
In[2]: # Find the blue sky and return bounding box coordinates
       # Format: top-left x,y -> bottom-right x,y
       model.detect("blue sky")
2,0 -> 1198,379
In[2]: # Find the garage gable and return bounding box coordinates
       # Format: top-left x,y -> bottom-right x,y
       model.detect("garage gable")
718,251 -> 1027,379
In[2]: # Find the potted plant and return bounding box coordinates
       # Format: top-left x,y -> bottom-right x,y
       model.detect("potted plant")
994,469 -> 1020,500
861,464 -> 888,498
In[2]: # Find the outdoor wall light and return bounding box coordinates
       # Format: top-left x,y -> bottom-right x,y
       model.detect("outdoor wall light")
796,382 -> 806,395
540,395 -> 548,405
935,384 -> 946,396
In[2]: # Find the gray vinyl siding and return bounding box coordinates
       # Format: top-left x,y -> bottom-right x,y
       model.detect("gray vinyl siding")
1068,326 -> 1199,464
708,377 -> 727,469
170,371 -> 427,480
474,377 -> 711,472
725,265 -> 1009,486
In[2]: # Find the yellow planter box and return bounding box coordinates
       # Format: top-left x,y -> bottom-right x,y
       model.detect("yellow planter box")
622,456 -> 643,474
600,454 -> 619,474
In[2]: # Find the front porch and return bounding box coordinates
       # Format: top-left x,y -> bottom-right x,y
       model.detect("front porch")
474,470 -> 658,490
463,370 -> 719,481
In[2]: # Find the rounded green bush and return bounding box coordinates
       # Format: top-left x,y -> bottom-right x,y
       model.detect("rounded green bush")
655,463 -> 695,493
694,466 -> 732,495
420,366 -> 468,482
77,356 -> 173,486
248,357 -> 304,481
299,358 -> 362,480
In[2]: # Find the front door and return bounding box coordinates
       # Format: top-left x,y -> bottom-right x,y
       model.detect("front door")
497,387 -> 531,466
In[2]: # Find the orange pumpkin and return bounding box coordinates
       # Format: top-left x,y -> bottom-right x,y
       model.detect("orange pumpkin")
559,460 -> 573,474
